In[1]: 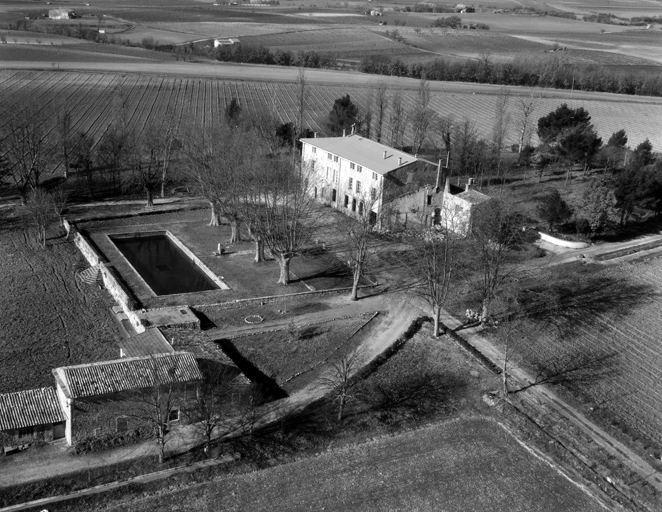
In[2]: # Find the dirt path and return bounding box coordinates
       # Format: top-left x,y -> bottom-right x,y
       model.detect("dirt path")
438,307 -> 662,506
0,293 -> 417,490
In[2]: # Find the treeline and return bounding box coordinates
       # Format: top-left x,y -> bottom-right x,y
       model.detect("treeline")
360,53 -> 662,97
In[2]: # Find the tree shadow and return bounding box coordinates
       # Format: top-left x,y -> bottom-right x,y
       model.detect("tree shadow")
215,339 -> 288,401
520,272 -> 659,337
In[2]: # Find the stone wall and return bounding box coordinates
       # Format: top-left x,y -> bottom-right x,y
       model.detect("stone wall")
72,386 -> 195,443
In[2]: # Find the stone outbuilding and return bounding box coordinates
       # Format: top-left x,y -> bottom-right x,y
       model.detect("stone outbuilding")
0,387 -> 66,452
52,352 -> 203,446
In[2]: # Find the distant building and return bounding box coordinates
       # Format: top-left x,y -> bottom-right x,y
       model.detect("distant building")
214,38 -> 240,48
48,8 -> 73,19
454,4 -> 475,12
299,133 -> 491,234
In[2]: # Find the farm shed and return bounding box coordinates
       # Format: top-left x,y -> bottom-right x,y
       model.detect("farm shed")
52,352 -> 203,446
48,8 -> 73,19
119,328 -> 174,358
300,134 -> 489,234
0,387 -> 66,452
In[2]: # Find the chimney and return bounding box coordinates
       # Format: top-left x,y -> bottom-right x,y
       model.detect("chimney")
383,151 -> 387,160
343,129 -> 346,137
351,123 -> 356,135
314,132 -> 317,138
398,157 -> 402,165
434,159 -> 442,192
444,173 -> 450,194
465,178 -> 473,192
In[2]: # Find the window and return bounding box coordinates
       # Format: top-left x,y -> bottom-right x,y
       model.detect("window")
344,195 -> 349,208
327,152 -> 332,160
312,147 -> 316,154
333,155 -> 338,162
116,416 -> 128,433
333,169 -> 338,182
427,195 -> 432,206
350,163 -> 355,170
357,165 -> 362,173
356,181 -> 362,194
371,187 -> 376,200
168,408 -> 180,423
348,177 -> 353,190
332,189 -> 337,202
351,198 -> 357,212
359,201 -> 364,215
372,172 -> 378,181
17,427 -> 33,440
326,168 -> 329,179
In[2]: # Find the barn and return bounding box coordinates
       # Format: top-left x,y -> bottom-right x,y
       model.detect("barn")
48,8 -> 73,19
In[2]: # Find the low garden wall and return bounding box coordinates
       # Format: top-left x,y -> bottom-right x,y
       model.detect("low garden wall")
539,232 -> 590,249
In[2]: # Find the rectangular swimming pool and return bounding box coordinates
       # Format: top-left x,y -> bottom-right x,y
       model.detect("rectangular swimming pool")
110,232 -> 220,296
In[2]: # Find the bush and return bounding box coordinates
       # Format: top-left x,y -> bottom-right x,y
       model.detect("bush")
74,427 -> 150,454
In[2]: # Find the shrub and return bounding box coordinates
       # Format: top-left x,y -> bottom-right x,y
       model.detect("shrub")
74,427 -> 150,454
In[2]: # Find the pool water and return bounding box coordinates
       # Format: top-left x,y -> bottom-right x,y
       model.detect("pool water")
111,234 -> 219,296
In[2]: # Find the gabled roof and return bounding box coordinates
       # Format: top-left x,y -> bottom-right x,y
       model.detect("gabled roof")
52,352 -> 202,400
0,387 -> 65,431
456,188 -> 491,205
300,134 -> 419,176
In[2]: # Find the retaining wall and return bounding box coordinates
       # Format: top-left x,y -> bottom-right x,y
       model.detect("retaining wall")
539,232 -> 590,249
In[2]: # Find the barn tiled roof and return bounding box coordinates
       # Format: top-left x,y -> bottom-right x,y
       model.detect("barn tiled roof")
0,387 -> 65,431
52,352 -> 202,399
300,134 -> 419,175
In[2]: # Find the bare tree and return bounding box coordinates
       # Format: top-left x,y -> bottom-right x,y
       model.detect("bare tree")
126,357 -> 194,464
241,154 -> 319,285
405,206 -> 466,336
56,107 -> 74,180
516,93 -> 538,154
320,349 -> 364,421
25,189 -> 55,248
184,120 -> 257,243
387,90 -> 408,149
97,119 -> 130,192
334,188 -> 380,301
436,115 -> 454,168
158,111 -> 181,198
295,66 -> 307,143
491,88 -> 511,185
373,81 -> 389,143
410,77 -> 435,155
70,131 -> 96,199
471,200 -> 524,323
1,101 -> 52,204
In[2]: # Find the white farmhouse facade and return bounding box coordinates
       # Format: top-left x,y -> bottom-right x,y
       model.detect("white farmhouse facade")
300,134 -> 491,234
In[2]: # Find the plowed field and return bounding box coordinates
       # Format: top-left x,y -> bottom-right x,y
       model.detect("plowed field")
1,68 -> 661,164
0,219 -> 120,394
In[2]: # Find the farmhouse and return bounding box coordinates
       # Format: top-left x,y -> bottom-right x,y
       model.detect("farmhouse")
52,352 -> 203,446
300,134 -> 490,234
454,4 -> 475,12
48,8 -> 73,19
0,387 -> 66,451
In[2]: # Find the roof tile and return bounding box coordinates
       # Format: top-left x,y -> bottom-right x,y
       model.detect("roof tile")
0,387 -> 65,431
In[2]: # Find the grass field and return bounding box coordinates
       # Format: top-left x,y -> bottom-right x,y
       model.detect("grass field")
0,211 -> 120,394
103,417 -> 605,512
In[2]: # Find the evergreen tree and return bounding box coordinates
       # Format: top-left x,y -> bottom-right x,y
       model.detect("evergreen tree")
536,190 -> 572,232
327,94 -> 359,136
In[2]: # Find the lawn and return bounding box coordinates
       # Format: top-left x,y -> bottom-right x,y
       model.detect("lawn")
80,209 -> 358,309
229,313 -> 378,393
0,210 -> 120,394
104,417 -> 605,512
